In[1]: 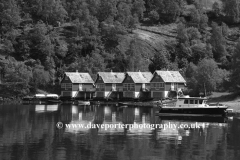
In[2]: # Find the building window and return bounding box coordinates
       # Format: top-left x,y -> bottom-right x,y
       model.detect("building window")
151,83 -> 164,88
123,83 -> 135,90
96,83 -> 105,89
184,100 -> 188,104
61,83 -> 72,89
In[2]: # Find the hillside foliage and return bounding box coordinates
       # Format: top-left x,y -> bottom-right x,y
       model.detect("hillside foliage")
0,0 -> 239,97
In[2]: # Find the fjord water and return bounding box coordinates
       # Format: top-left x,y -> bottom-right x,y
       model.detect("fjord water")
0,104 -> 240,160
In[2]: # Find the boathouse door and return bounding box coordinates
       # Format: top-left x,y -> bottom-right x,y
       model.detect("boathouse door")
79,84 -> 83,91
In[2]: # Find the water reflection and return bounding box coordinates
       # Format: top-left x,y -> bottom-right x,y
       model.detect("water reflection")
0,104 -> 240,160
35,104 -> 59,113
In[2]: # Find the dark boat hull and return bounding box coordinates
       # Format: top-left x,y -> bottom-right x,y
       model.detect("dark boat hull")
159,107 -> 227,116
47,100 -> 62,104
157,115 -> 228,123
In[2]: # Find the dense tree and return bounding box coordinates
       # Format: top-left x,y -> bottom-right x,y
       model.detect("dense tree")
186,27 -> 202,45
185,62 -> 199,95
188,4 -> 208,30
177,23 -> 189,43
96,0 -> 117,22
125,38 -> 149,71
212,2 -> 221,17
22,0 -> 67,25
185,59 -> 229,95
149,48 -> 170,73
0,57 -> 32,97
28,22 -> 55,69
231,40 -> 240,91
145,0 -> 184,23
221,0 -> 240,23
31,64 -> 50,89
176,23 -> 209,64
67,51 -> 106,78
131,0 -> 146,21
210,22 -> 227,61
0,0 -> 21,56
197,59 -> 221,93
0,0 -> 21,33
148,10 -> 159,23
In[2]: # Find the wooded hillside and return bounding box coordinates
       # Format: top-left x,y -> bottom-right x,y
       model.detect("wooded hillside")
0,0 -> 240,97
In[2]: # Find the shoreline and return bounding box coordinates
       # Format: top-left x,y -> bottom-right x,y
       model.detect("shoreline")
207,92 -> 240,113
208,100 -> 240,113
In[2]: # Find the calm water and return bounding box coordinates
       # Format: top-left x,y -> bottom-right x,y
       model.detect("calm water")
0,104 -> 240,160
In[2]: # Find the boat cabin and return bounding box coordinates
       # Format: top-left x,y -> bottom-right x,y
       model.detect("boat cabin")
34,94 -> 46,99
46,94 -> 59,98
172,97 -> 208,108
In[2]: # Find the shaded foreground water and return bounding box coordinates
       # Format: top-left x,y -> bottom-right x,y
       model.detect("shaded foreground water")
0,104 -> 240,160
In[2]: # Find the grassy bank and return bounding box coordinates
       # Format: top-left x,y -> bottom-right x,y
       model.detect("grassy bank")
208,92 -> 240,112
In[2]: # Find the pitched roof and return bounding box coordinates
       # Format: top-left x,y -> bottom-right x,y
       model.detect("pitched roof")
141,72 -> 153,82
65,72 -> 94,83
97,72 -> 125,83
126,72 -> 152,83
154,71 -> 186,83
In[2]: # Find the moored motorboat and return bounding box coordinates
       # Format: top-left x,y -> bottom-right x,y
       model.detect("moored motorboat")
158,96 -> 228,116
22,94 -> 61,104
45,94 -> 61,104
47,99 -> 62,104
32,94 -> 47,104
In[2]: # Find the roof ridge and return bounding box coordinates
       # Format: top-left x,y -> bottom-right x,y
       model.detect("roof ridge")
153,70 -> 185,83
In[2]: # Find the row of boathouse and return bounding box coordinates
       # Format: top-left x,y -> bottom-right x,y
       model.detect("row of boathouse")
61,70 -> 186,100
